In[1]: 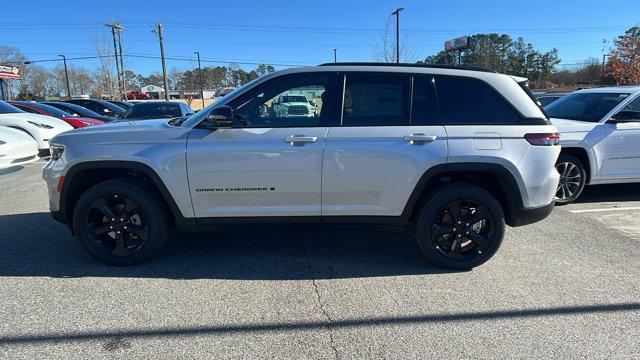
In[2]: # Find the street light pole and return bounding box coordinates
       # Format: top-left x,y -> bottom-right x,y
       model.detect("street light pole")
194,51 -> 205,109
59,54 -> 71,99
391,8 -> 404,63
333,48 -> 337,63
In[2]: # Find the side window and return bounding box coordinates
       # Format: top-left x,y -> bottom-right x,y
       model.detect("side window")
230,74 -> 331,127
342,73 -> 410,126
435,76 -> 521,125
411,76 -> 439,125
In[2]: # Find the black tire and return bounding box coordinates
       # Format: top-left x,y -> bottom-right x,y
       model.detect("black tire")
555,154 -> 586,205
72,178 -> 171,265
415,183 -> 506,270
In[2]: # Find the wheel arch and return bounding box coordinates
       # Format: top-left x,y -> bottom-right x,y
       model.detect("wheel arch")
559,147 -> 592,183
403,163 -> 524,227
60,161 -> 194,233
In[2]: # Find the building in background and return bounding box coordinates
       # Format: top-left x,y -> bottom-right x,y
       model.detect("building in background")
0,64 -> 21,101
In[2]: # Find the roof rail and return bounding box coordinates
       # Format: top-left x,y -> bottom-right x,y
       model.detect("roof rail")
318,62 -> 498,73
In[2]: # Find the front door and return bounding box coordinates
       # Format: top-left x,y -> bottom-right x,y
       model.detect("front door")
601,96 -> 640,180
186,72 -> 337,219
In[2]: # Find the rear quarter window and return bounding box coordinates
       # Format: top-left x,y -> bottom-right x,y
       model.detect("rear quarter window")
434,76 -> 522,125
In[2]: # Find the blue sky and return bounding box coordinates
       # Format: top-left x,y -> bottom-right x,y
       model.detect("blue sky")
1,0 -> 638,75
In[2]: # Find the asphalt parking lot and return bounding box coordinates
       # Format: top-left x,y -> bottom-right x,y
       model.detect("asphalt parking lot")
0,160 -> 638,359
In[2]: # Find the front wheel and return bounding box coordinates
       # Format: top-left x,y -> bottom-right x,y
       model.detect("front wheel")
555,155 -> 586,205
415,183 -> 506,270
72,178 -> 171,265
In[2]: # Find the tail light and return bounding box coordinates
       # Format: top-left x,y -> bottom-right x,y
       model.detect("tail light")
525,133 -> 560,146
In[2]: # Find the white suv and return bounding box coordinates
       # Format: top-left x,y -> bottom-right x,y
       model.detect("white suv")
43,63 -> 560,269
547,86 -> 640,204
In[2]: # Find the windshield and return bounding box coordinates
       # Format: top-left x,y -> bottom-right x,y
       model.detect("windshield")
0,101 -> 24,114
181,77 -> 263,127
122,103 -> 182,119
281,95 -> 307,103
33,103 -> 72,118
545,92 -> 629,122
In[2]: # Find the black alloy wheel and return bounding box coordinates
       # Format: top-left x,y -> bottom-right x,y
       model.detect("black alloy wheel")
416,183 -> 505,270
82,195 -> 149,257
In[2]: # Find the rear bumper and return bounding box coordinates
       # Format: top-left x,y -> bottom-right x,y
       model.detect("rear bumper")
509,201 -> 555,227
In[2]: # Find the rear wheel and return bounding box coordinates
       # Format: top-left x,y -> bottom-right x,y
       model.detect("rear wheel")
555,155 -> 586,205
72,178 -> 171,265
415,183 -> 505,270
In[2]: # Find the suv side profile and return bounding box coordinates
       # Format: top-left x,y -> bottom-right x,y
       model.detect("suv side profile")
547,86 -> 640,204
44,63 -> 560,269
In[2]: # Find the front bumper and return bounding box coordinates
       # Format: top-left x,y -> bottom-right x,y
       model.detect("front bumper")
509,201 -> 555,227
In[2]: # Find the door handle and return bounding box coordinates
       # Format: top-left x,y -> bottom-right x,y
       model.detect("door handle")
403,133 -> 438,144
283,135 -> 318,144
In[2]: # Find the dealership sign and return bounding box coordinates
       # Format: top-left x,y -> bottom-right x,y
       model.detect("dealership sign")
444,36 -> 470,52
0,64 -> 21,80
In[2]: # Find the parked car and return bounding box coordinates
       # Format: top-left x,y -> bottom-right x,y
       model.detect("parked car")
125,91 -> 151,100
108,100 -> 134,110
8,101 -> 104,128
42,102 -> 114,123
119,101 -> 194,121
547,86 -> 640,204
45,63 -> 560,268
536,92 -> 570,107
0,126 -> 39,169
271,94 -> 317,118
63,99 -> 125,118
0,101 -> 73,153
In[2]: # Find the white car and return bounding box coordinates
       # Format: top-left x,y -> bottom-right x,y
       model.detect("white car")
271,95 -> 317,117
0,126 -> 39,169
0,101 -> 73,152
547,86 -> 640,204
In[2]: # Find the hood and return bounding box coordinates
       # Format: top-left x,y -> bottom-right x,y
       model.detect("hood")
0,112 -> 73,130
63,117 -> 105,126
0,126 -> 34,143
50,118 -> 190,147
550,118 -> 599,133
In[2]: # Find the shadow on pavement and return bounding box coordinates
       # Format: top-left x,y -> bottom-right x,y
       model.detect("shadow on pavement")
576,183 -> 640,203
1,302 -> 638,345
0,165 -> 24,176
0,212 -> 450,280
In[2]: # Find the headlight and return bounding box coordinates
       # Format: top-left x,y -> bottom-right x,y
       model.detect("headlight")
27,121 -> 54,129
50,144 -> 65,160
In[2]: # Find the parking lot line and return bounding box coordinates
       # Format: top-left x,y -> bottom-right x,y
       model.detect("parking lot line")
569,206 -> 640,214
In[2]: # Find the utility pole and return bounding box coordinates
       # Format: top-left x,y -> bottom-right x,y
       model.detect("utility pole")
194,51 -> 205,109
115,23 -> 127,100
600,54 -> 607,86
333,48 -> 337,63
59,54 -> 71,99
391,8 -> 404,63
106,23 -> 122,99
153,22 -> 170,101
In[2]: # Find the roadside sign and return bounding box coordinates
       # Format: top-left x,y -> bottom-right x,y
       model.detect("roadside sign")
0,64 -> 21,80
444,36 -> 470,52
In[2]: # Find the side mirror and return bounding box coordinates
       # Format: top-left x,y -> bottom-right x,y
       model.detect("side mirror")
609,110 -> 640,123
203,105 -> 240,129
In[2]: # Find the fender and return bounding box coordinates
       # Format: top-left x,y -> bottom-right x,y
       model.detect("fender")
58,160 -> 194,228
401,162 -> 524,225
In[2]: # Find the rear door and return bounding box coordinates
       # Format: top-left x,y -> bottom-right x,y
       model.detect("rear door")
187,72 -> 337,220
601,95 -> 640,180
322,72 -> 448,218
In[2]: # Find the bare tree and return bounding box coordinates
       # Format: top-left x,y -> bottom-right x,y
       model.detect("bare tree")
91,36 -> 118,99
372,16 -> 416,63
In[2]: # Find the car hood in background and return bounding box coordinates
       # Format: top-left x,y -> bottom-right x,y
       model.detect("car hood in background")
550,118 -> 600,133
0,112 -> 73,130
0,126 -> 36,143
